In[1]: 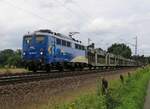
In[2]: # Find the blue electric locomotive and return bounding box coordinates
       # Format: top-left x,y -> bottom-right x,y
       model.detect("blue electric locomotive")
22,29 -> 88,72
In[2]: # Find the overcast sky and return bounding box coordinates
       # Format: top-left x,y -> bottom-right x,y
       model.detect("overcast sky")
0,0 -> 150,56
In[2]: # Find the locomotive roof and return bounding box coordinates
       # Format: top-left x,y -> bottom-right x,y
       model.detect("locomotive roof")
25,30 -> 84,45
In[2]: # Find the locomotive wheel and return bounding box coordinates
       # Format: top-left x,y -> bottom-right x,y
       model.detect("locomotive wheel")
59,66 -> 64,71
70,63 -> 75,71
93,66 -> 97,70
88,64 -> 92,70
33,68 -> 37,73
28,64 -> 36,72
58,63 -> 64,71
46,65 -> 51,73
75,63 -> 80,70
79,63 -> 84,70
46,68 -> 51,73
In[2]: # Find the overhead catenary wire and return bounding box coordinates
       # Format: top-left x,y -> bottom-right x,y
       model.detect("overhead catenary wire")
54,0 -> 98,39
1,0 -> 57,25
1,0 -> 90,42
2,0 -> 94,29
2,0 -> 90,32
2,0 -> 105,47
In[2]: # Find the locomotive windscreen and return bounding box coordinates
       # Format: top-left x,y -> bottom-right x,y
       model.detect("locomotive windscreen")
35,35 -> 45,43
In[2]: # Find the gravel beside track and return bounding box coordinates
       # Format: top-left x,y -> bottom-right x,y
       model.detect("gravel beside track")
0,68 -> 137,109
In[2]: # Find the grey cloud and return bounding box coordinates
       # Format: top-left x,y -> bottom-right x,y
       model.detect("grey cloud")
64,0 -> 75,4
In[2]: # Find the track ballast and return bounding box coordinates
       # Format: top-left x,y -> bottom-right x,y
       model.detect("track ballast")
0,68 -> 133,86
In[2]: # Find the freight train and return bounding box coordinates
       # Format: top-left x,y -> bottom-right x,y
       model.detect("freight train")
22,29 -> 139,72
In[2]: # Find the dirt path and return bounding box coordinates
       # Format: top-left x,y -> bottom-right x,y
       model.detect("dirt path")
144,81 -> 150,109
0,68 -> 137,109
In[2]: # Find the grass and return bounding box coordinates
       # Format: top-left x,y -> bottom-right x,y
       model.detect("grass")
49,67 -> 150,109
0,68 -> 27,74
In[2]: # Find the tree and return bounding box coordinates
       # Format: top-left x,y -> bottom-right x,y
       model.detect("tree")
0,49 -> 23,67
107,43 -> 132,58
0,49 -> 14,66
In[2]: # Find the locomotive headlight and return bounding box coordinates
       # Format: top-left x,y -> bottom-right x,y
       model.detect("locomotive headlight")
40,52 -> 43,55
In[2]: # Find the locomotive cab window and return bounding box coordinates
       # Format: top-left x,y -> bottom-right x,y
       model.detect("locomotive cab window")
36,35 -> 45,43
24,35 -> 32,44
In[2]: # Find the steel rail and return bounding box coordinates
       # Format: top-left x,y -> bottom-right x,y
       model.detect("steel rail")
0,68 -> 130,86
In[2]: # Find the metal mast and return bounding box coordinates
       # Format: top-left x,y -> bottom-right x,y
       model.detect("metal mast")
135,36 -> 138,56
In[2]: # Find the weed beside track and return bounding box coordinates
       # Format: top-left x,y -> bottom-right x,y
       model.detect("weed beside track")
54,67 -> 150,109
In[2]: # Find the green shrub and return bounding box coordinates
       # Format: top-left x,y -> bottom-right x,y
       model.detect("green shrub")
116,67 -> 150,109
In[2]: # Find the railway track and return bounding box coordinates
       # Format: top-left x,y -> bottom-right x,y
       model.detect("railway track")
0,68 -> 132,86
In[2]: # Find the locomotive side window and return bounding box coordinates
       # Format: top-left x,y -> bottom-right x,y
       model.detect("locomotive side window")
79,45 -> 82,50
36,35 -> 45,43
81,46 -> 85,50
56,38 -> 71,47
67,41 -> 71,47
62,40 -> 66,46
24,35 -> 32,44
75,44 -> 79,49
75,44 -> 85,50
56,38 -> 61,45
